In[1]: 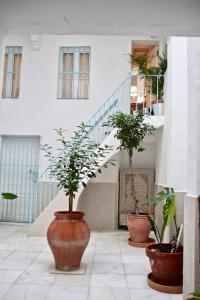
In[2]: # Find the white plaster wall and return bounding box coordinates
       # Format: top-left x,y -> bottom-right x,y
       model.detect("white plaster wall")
187,38 -> 200,196
155,37 -> 188,191
119,144 -> 155,170
183,37 -> 200,295
0,34 -> 133,173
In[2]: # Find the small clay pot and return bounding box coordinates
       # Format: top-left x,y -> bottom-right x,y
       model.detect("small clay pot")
146,243 -> 183,286
127,213 -> 151,243
47,211 -> 90,271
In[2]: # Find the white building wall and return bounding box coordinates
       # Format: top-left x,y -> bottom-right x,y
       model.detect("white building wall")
155,37 -> 188,191
0,34 -> 134,173
183,37 -> 200,295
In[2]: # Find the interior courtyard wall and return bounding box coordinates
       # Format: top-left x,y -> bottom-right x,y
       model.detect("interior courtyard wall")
0,34 -> 133,173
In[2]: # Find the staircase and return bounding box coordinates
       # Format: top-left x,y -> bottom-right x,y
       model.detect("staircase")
30,76 -> 130,225
29,73 -> 165,235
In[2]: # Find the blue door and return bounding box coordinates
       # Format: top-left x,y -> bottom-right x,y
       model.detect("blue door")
0,136 -> 40,223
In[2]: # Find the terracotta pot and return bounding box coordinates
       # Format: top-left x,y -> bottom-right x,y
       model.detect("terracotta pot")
127,213 -> 151,243
47,211 -> 90,271
146,243 -> 183,286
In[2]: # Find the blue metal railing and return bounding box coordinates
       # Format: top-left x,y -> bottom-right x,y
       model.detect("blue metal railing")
130,74 -> 165,115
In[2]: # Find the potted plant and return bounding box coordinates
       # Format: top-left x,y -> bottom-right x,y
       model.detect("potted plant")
145,187 -> 183,292
130,46 -> 167,115
41,123 -> 113,271
106,110 -> 155,245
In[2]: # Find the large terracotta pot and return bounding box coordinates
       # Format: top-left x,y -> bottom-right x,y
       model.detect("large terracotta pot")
146,243 -> 183,286
47,211 -> 90,271
127,213 -> 151,243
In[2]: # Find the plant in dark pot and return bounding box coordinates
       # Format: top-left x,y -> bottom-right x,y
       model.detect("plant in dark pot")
145,187 -> 183,292
41,123 -> 113,271
106,110 -> 155,245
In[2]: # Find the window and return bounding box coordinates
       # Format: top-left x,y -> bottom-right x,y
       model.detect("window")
2,46 -> 22,98
57,47 -> 91,99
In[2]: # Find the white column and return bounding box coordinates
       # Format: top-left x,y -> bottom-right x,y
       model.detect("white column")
165,37 -> 188,190
155,37 -> 188,190
183,37 -> 200,295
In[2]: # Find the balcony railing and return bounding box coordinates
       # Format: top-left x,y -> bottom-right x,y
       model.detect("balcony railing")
130,74 -> 165,116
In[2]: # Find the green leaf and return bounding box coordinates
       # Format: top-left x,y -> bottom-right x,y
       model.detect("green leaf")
82,182 -> 86,188
1,193 -> 17,200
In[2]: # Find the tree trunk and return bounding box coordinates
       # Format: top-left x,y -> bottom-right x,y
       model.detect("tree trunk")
128,149 -> 139,214
68,194 -> 73,212
128,149 -> 133,169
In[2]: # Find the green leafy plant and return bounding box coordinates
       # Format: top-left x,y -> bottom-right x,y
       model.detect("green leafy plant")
186,293 -> 200,300
0,193 -> 17,200
130,45 -> 167,99
41,122 -> 113,212
147,187 -> 180,252
105,110 -> 155,213
106,110 -> 155,168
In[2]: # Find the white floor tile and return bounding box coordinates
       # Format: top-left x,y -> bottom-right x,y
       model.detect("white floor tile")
92,262 -> 124,274
7,250 -> 38,261
91,274 -> 127,288
53,274 -> 91,286
0,270 -> 23,283
95,247 -> 121,255
122,254 -> 149,264
0,283 -> 12,298
170,295 -> 183,300
89,287 -> 130,300
124,262 -> 151,275
16,270 -> 55,285
27,261 -> 53,272
129,288 -> 172,300
46,286 -> 88,300
1,284 -> 50,300
0,259 -> 32,270
126,274 -> 149,288
94,254 -> 122,263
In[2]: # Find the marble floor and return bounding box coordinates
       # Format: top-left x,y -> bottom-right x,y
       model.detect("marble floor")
0,224 -> 183,300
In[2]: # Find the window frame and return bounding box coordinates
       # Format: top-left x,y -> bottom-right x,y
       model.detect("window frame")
57,46 -> 91,100
2,46 -> 22,99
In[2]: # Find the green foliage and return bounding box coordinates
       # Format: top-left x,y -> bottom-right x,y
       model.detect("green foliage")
147,187 -> 180,245
130,45 -> 167,98
41,122 -> 113,212
105,110 -> 154,214
0,193 -> 17,200
130,54 -> 150,72
106,110 -> 155,154
186,293 -> 200,300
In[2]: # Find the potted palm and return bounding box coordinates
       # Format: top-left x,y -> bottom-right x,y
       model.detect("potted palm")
41,123 -> 113,271
130,46 -> 167,115
106,110 -> 155,245
145,187 -> 183,293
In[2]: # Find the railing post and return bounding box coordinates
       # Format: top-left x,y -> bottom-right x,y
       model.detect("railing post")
128,72 -> 132,114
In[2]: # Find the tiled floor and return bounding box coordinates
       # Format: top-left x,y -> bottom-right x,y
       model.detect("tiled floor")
0,224 -> 183,300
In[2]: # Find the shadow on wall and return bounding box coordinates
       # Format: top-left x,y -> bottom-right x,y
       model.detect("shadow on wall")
77,182 -> 119,231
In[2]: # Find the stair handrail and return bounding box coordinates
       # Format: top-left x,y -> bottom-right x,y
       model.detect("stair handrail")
38,76 -> 129,180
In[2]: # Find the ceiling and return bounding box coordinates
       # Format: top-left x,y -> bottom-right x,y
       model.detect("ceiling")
0,0 -> 200,36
